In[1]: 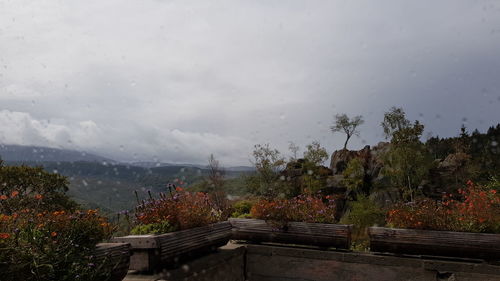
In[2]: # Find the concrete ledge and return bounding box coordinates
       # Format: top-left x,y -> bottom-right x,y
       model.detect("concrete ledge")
246,244 -> 500,281
124,243 -> 245,281
124,243 -> 500,281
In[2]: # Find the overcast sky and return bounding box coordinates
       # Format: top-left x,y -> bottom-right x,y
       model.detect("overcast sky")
1,0 -> 499,165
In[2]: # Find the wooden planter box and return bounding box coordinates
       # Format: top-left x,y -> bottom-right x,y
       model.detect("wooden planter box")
369,227 -> 500,261
112,221 -> 231,272
94,243 -> 131,281
229,218 -> 352,249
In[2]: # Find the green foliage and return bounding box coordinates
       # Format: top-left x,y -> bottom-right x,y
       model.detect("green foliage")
340,195 -> 386,250
426,124 -> 500,182
0,161 -> 78,214
130,221 -> 175,235
380,108 -> 433,201
381,106 -> 411,140
246,144 -> 287,198
382,142 -> 433,201
486,176 -> 500,192
342,158 -> 365,195
331,113 -> 364,149
0,210 -> 115,281
303,141 -> 328,166
231,200 -> 253,218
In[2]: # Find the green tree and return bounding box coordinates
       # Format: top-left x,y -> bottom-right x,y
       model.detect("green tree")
381,106 -> 411,139
380,108 -> 433,202
246,144 -> 286,198
342,158 -> 365,196
0,160 -> 78,214
331,114 -> 364,149
303,141 -> 328,166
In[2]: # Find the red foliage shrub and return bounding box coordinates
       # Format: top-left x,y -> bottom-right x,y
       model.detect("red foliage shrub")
250,194 -> 337,228
387,181 -> 500,233
134,188 -> 228,231
0,209 -> 114,280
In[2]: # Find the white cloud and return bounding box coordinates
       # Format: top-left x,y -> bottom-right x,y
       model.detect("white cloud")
0,0 -> 499,165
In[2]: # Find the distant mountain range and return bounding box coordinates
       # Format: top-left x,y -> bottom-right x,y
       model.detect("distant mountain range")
0,144 -> 254,171
0,144 -> 253,213
0,144 -> 115,163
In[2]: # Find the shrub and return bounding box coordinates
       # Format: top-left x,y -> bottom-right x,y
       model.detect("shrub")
387,181 -> 500,233
231,200 -> 253,218
339,195 -> 386,251
0,209 -> 115,281
134,188 -> 228,233
0,163 -> 79,214
130,221 -> 175,235
250,194 -> 337,228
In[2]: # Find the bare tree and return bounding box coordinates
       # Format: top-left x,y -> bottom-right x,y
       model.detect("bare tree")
331,114 -> 364,150
206,154 -> 228,212
288,141 -> 300,160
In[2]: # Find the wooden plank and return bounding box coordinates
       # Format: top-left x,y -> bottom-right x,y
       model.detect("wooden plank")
111,222 -> 232,271
229,218 -> 352,249
369,227 -> 500,260
94,243 -> 131,281
157,221 -> 231,262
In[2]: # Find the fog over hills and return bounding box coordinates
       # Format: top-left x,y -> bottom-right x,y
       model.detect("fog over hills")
0,144 -> 115,163
0,144 -> 253,213
0,144 -> 253,170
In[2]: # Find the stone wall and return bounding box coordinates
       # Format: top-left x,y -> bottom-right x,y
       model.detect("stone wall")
123,244 -> 245,281
246,244 -> 500,281
123,243 -> 500,281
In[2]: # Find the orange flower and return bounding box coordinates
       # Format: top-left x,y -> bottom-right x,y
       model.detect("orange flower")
51,232 -> 57,237
10,191 -> 19,197
0,195 -> 7,200
34,194 -> 43,200
0,233 -> 10,239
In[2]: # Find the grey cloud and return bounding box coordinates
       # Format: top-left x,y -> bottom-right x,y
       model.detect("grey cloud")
0,0 -> 499,165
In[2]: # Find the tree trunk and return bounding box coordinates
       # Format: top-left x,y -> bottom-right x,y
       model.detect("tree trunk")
344,135 -> 351,150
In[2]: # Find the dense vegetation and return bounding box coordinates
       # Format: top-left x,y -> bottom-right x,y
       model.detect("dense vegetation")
0,163 -> 116,281
1,106 -> 499,251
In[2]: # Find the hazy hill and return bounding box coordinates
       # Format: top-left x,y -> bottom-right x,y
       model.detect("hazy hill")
0,144 -> 114,163
4,160 -> 206,214
0,145 -> 253,214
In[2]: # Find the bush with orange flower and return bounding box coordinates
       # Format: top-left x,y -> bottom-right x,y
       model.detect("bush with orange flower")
0,162 -> 78,214
250,193 -> 337,229
0,209 -> 115,281
387,180 -> 500,233
131,187 -> 229,235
